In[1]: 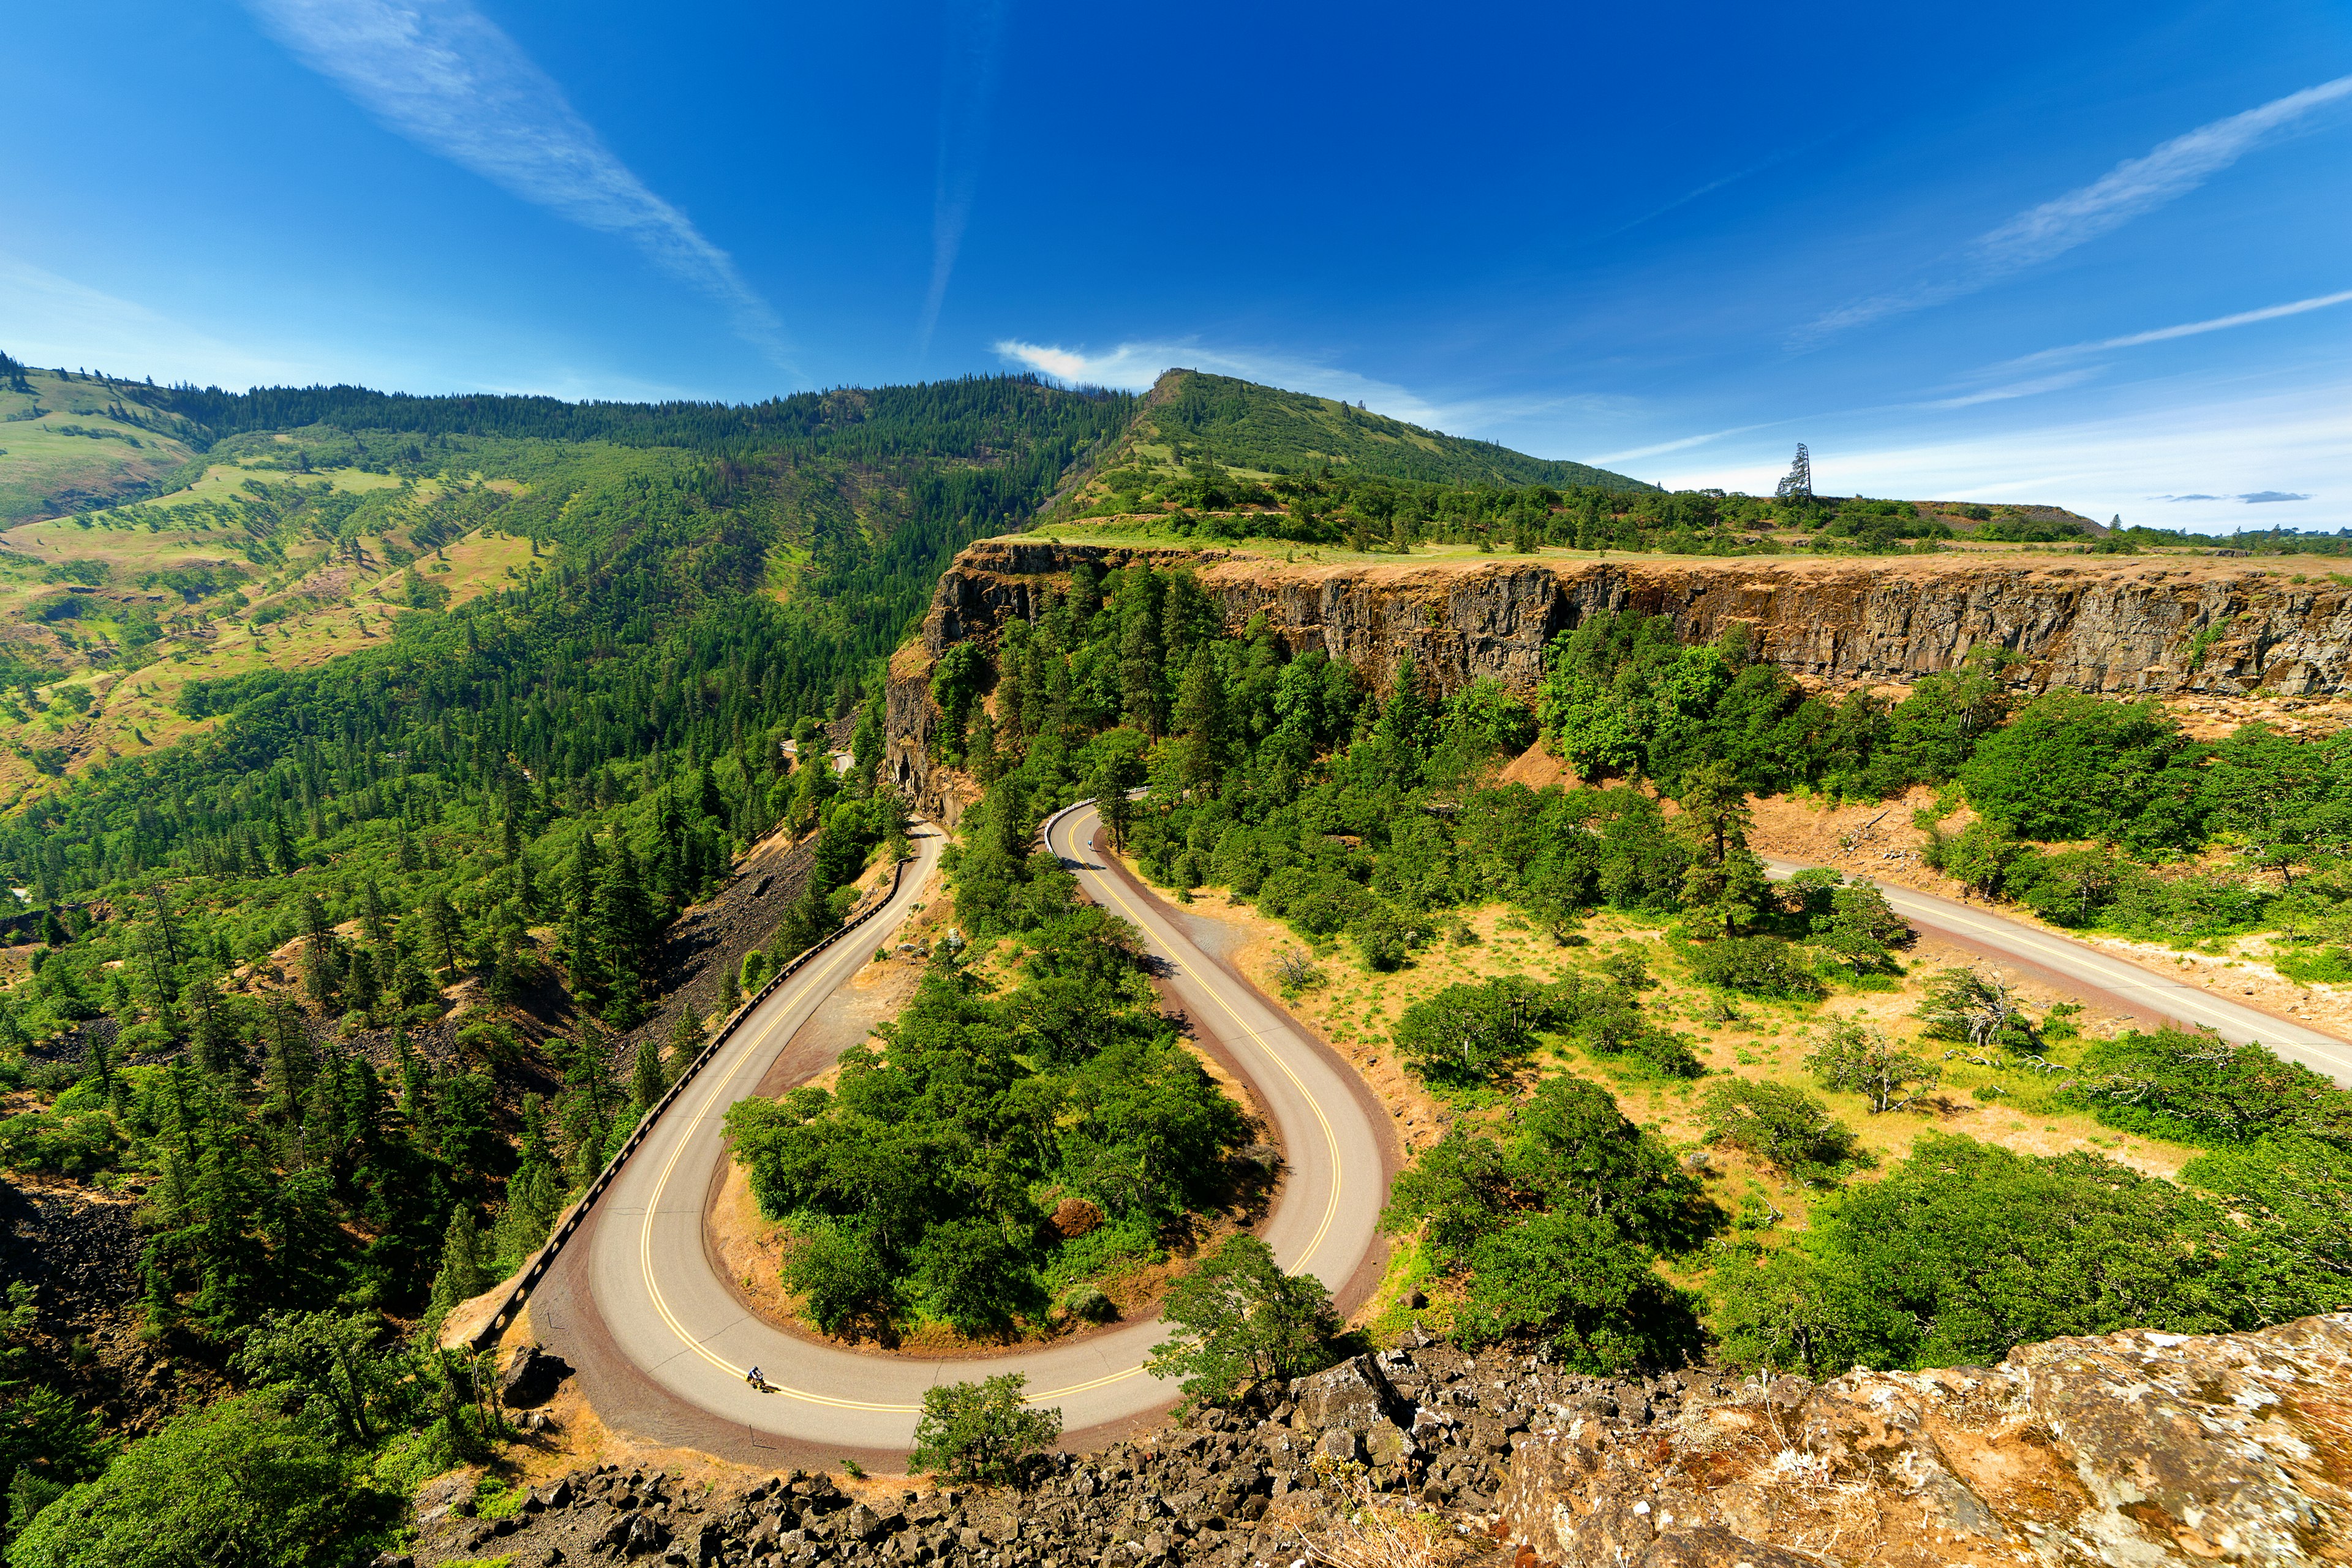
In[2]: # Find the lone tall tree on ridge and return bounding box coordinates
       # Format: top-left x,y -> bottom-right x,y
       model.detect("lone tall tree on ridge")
1776,443 -> 1814,503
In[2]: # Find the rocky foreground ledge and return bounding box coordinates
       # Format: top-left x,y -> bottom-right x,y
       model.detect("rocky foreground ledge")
403,1313 -> 2350,1568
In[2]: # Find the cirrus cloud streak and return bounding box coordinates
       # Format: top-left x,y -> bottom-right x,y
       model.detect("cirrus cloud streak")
241,0 -> 791,371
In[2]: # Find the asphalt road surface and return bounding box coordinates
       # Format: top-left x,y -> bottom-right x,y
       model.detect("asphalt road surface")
1768,858 -> 2352,1087
538,803 -> 1389,1459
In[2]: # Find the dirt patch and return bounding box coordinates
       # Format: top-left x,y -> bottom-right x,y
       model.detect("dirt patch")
709,1159 -> 797,1332
1498,740 -> 1569,790
619,823 -> 824,1063
1741,788 -> 2352,1042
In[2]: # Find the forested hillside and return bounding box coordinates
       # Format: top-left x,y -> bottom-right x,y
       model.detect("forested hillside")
1058,370 -> 1656,496
0,365 -> 1131,1566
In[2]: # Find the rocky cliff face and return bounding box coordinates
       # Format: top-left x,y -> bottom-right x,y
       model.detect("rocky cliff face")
1500,1312 -> 2352,1567
885,540 -> 2352,822
409,1315 -> 2351,1568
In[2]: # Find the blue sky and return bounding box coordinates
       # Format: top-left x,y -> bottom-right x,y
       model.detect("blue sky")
4,1 -> 2347,531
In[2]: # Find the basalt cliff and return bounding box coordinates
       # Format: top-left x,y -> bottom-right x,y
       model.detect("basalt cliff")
884,540 -> 2352,822
408,1313 -> 2352,1568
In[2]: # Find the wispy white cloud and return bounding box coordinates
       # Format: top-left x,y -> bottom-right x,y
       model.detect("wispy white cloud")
1588,132 -> 1838,244
1804,74 -> 2352,341
240,0 -> 791,371
1916,367 -> 2103,409
1589,423 -> 1784,465
1999,288 -> 2352,369
992,337 -> 1453,427
0,253 -> 319,387
1978,76 -> 2352,267
917,0 -> 1009,358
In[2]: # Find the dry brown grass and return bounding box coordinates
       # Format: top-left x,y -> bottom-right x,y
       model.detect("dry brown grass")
1295,1460 -> 1496,1568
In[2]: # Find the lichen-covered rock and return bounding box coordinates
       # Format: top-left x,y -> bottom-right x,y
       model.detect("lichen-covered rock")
1499,1313 -> 2352,1567
1293,1354 -> 1406,1432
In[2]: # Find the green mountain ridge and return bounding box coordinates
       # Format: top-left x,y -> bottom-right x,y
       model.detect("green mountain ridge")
1083,369 -> 1657,492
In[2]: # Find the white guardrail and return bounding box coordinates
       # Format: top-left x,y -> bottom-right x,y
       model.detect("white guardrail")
466,851 -> 912,1351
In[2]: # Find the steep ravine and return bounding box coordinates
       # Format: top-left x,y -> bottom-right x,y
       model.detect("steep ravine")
886,541 -> 2352,821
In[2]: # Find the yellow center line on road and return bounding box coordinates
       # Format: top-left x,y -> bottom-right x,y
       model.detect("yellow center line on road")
638,857 -> 941,1413
1053,807 -> 1348,1276
627,811 -> 1360,1420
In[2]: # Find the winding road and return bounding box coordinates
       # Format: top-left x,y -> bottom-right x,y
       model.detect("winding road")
533,802 -> 1390,1463
1766,859 -> 2352,1088
533,816 -> 2352,1466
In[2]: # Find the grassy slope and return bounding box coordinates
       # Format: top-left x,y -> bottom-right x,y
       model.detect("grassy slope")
0,368 -> 202,524
0,445 -> 544,809
1067,369 -> 1659,496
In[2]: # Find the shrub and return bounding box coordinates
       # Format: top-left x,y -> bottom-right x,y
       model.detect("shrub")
1145,1236 -> 1337,1407
2064,1030 -> 2352,1147
1915,968 -> 2035,1053
2180,1136 -> 2352,1322
1687,937 -> 1823,999
908,1374 -> 1061,1485
1452,1210 -> 1703,1372
1961,692 -> 2206,851
1792,1134 -> 2237,1370
1805,1022 -> 1941,1113
1709,1243 -> 1915,1378
1054,1284 -> 1115,1324
1349,905 -> 1411,971
0,1110 -> 127,1177
1390,978 -> 1555,1086
781,1223 -> 899,1339
10,1396 -> 400,1568
1269,949 -> 1326,995
1700,1080 -> 1864,1182
1932,820 -> 2017,897
1384,1074 -> 1717,1263
913,1218 -> 1040,1337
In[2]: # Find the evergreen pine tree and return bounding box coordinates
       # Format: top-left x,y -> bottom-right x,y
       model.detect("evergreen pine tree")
428,1210 -> 488,1317
424,889 -> 464,978
630,1036 -> 667,1117
665,1008 -> 706,1076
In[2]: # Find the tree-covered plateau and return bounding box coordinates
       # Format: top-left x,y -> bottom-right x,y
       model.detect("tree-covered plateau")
911,557 -> 2352,1385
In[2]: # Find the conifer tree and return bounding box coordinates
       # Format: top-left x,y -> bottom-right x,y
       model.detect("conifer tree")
630,1036 -> 668,1117
428,1210 -> 488,1317
423,889 -> 464,978
665,1008 -> 706,1075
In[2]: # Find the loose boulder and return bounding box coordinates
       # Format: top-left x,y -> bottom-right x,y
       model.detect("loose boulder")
1292,1354 -> 1405,1432
500,1343 -> 574,1409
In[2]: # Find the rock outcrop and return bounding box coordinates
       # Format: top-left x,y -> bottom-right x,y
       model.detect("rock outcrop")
414,1315 -> 2351,1568
1501,1313 -> 2352,1567
884,540 -> 2352,822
